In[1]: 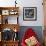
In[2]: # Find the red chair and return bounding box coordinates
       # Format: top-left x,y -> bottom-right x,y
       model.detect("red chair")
21,28 -> 41,46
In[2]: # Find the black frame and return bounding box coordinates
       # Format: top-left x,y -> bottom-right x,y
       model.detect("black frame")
23,7 -> 37,21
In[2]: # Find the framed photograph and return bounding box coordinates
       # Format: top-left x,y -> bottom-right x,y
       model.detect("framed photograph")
23,7 -> 37,21
2,10 -> 9,15
9,10 -> 18,15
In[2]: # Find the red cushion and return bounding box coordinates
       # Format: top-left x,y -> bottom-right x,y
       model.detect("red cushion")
21,28 -> 41,46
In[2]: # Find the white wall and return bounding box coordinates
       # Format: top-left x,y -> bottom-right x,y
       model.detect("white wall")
18,0 -> 44,26
0,0 -> 44,26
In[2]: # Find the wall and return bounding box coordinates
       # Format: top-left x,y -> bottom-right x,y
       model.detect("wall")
0,0 -> 44,26
18,0 -> 44,26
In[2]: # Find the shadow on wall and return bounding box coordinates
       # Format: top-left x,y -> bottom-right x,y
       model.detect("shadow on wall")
18,26 -> 44,44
